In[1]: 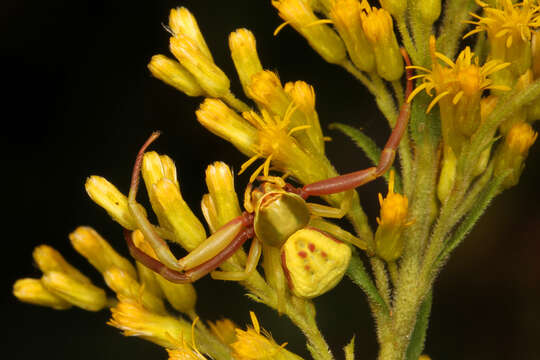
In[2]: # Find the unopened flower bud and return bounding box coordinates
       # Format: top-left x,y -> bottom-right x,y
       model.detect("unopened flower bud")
281,228 -> 351,298
13,278 -> 72,310
109,295 -> 193,348
494,122 -> 537,188
42,271 -> 107,311
169,7 -> 213,61
104,267 -> 166,314
148,55 -> 204,97
375,172 -> 408,262
33,245 -> 91,284
379,0 -> 406,18
85,175 -> 142,230
170,34 -> 230,98
229,29 -> 264,96
273,0 -> 347,64
330,0 -> 375,72
416,0 -> 441,25
361,6 -> 403,81
151,178 -> 207,251
437,145 -> 457,202
69,226 -> 137,279
196,98 -> 258,157
205,162 -> 242,228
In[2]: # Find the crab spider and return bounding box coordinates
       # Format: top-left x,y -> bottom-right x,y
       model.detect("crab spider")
124,50 -> 412,298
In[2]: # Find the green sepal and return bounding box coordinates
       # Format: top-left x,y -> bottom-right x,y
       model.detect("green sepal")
346,251 -> 390,314
405,291 -> 433,360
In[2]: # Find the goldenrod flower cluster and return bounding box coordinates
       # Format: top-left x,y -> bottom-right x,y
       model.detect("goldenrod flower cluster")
12,2 -> 539,360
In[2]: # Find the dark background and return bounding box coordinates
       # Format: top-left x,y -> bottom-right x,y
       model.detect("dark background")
3,1 -> 539,359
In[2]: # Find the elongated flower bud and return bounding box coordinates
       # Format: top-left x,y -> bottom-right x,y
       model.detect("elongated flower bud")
330,0 -> 375,72
42,271 -> 107,311
229,29 -> 264,96
170,34 -> 230,98
196,98 -> 258,157
13,278 -> 72,310
148,55 -> 204,97
70,226 -> 137,279
273,0 -> 347,64
33,245 -> 91,284
169,7 -> 213,61
361,6 -> 403,81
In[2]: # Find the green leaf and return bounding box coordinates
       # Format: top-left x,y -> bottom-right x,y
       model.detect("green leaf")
329,123 -> 402,192
344,336 -> 356,360
405,291 -> 432,360
346,252 -> 389,314
436,170 -> 510,266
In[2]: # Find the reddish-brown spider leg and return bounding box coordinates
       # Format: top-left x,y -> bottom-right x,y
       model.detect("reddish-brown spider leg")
288,49 -> 413,198
124,225 -> 255,283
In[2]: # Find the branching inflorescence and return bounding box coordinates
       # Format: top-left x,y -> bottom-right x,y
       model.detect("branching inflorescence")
13,1 -> 540,360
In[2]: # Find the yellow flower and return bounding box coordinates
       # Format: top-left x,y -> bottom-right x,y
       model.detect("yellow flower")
238,107 -> 312,183
408,36 -> 510,155
231,312 -> 302,360
465,0 -> 540,68
375,171 -> 409,262
41,271 -> 107,311
13,278 -> 72,310
109,295 -> 192,348
360,3 -> 403,81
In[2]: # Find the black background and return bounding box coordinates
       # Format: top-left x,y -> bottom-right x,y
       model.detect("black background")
3,1 -> 540,359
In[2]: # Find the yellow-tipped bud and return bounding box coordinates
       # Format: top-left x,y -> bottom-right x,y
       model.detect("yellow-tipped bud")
375,171 -> 409,262
33,245 -> 91,284
109,295 -> 193,348
361,6 -> 403,81
379,0 -> 406,18
330,0 -> 375,73
437,145 -> 457,202
416,0 -> 441,25
148,54 -> 204,97
247,70 -> 291,115
494,122 -> 538,188
13,278 -> 72,310
205,162 -> 242,228
152,178 -> 207,251
284,80 -> 325,152
196,98 -> 258,157
169,7 -> 213,61
104,267 -> 166,314
142,151 -> 179,192
41,271 -> 107,311
131,231 -> 197,315
69,226 -> 137,279
170,35 -> 230,98
231,311 -> 303,360
201,194 -> 219,233
229,29 -> 264,96
209,318 -> 238,345
272,0 -> 347,65
85,175 -> 141,230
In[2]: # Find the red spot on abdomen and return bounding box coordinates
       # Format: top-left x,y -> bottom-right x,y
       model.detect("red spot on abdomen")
308,243 -> 316,252
298,251 -> 307,258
